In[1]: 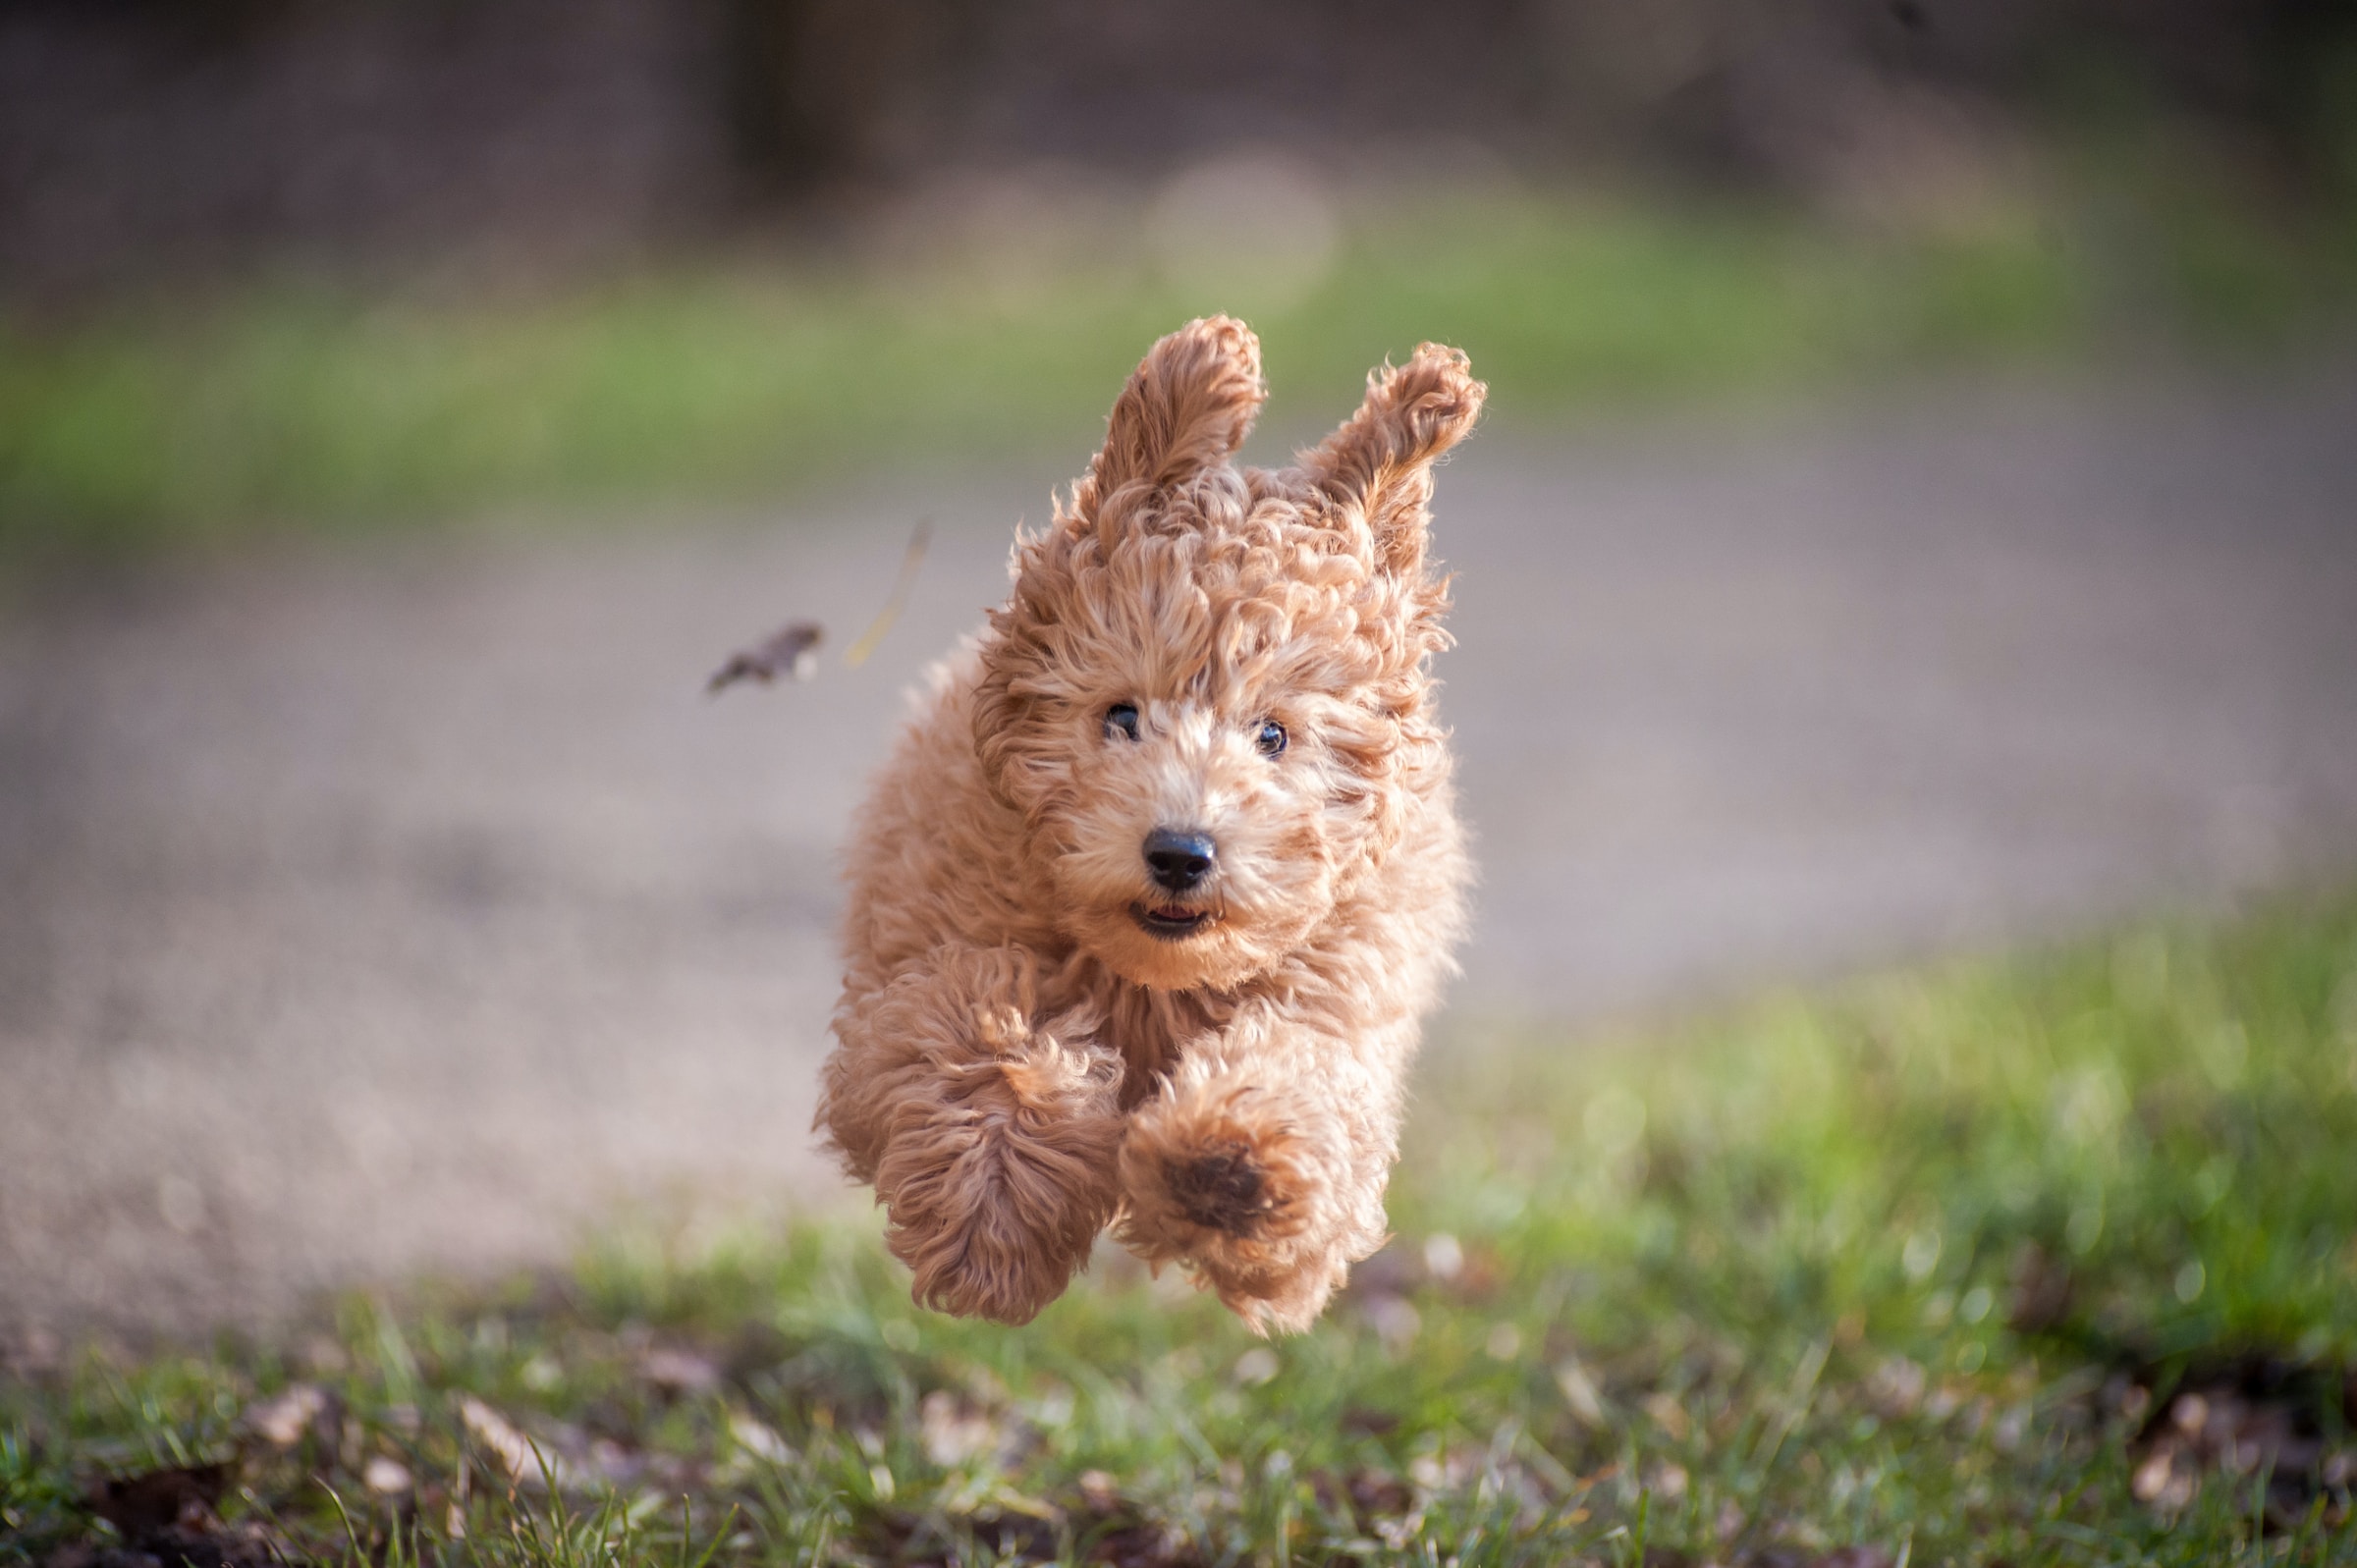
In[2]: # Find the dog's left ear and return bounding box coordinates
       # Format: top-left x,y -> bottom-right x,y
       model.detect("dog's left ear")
1300,344 -> 1484,575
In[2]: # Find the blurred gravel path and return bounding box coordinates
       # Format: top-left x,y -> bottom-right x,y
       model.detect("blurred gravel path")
6,364 -> 2357,1337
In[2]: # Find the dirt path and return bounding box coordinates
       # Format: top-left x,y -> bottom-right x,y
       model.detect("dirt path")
7,364 -> 2356,1337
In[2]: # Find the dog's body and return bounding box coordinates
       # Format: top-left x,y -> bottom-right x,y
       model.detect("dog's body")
818,317 -> 1481,1332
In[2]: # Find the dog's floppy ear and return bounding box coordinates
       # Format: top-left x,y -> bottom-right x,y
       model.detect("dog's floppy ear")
1300,344 -> 1484,575
1076,316 -> 1266,517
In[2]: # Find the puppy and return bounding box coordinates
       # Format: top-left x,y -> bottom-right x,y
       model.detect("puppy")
818,316 -> 1481,1332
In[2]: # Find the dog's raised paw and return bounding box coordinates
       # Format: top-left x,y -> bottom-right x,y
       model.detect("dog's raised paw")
1166,1138 -> 1274,1235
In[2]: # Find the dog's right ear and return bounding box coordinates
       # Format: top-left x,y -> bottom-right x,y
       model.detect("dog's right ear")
1073,317 -> 1266,522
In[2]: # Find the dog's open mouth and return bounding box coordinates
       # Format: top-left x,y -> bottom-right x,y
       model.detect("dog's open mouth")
1132,902 -> 1216,941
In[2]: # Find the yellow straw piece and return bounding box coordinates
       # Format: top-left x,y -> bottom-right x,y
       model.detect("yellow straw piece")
844,519 -> 933,670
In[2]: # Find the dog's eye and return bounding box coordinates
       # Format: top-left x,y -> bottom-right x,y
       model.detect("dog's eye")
1105,703 -> 1141,741
1254,719 -> 1288,756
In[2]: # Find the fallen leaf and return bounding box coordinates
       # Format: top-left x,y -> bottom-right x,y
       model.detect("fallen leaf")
459,1395 -> 566,1490
1554,1356 -> 1608,1429
87,1462 -> 229,1537
363,1455 -> 412,1495
728,1411 -> 793,1465
2132,1439 -> 2194,1512
1641,1391 -> 1692,1441
244,1383 -> 330,1447
1865,1356 -> 1927,1419
586,1437 -> 644,1487
919,1387 -> 1006,1468
2125,1356 -> 2341,1524
1075,1468 -> 1123,1514
1232,1347 -> 1281,1387
637,1344 -> 721,1394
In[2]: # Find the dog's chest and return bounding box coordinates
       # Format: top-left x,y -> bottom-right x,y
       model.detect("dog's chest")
1069,975 -> 1231,1108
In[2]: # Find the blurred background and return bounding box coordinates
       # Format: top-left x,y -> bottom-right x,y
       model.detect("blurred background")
4,0 -> 2357,1339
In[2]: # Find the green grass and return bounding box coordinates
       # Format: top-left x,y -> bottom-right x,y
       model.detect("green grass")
3,176 -> 2349,556
7,893 -> 2355,1565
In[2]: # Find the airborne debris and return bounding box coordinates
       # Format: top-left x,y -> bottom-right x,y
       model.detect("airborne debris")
844,518 -> 932,669
705,518 -> 931,695
706,620 -> 822,693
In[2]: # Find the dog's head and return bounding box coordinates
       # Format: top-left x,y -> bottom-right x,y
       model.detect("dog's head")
974,317 -> 1483,992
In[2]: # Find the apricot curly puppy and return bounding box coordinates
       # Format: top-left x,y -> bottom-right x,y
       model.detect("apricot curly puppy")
817,316 -> 1481,1333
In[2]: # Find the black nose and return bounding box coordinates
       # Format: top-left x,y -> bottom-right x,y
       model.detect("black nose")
1143,828 -> 1216,892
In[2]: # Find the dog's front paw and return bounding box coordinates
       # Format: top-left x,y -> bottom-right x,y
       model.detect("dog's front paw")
1116,1079 -> 1354,1333
872,1032 -> 1125,1325
1164,1136 -> 1277,1236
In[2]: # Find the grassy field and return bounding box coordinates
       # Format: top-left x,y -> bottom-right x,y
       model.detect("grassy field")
3,172 -> 2349,557
5,893 -> 2354,1565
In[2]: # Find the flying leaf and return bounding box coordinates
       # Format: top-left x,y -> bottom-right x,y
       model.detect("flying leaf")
707,621 -> 822,695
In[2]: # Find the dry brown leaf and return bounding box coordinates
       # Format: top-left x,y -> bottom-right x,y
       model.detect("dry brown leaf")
637,1344 -> 721,1394
86,1462 -> 229,1537
243,1382 -> 330,1447
363,1455 -> 413,1496
707,621 -> 822,694
2126,1362 -> 2342,1524
918,1387 -> 1006,1468
458,1394 -> 567,1490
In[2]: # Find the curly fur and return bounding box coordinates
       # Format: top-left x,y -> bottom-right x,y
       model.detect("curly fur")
816,317 -> 1481,1332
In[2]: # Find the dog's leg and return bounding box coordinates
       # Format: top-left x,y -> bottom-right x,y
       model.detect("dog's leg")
1115,1007 -> 1408,1333
817,945 -> 1124,1325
